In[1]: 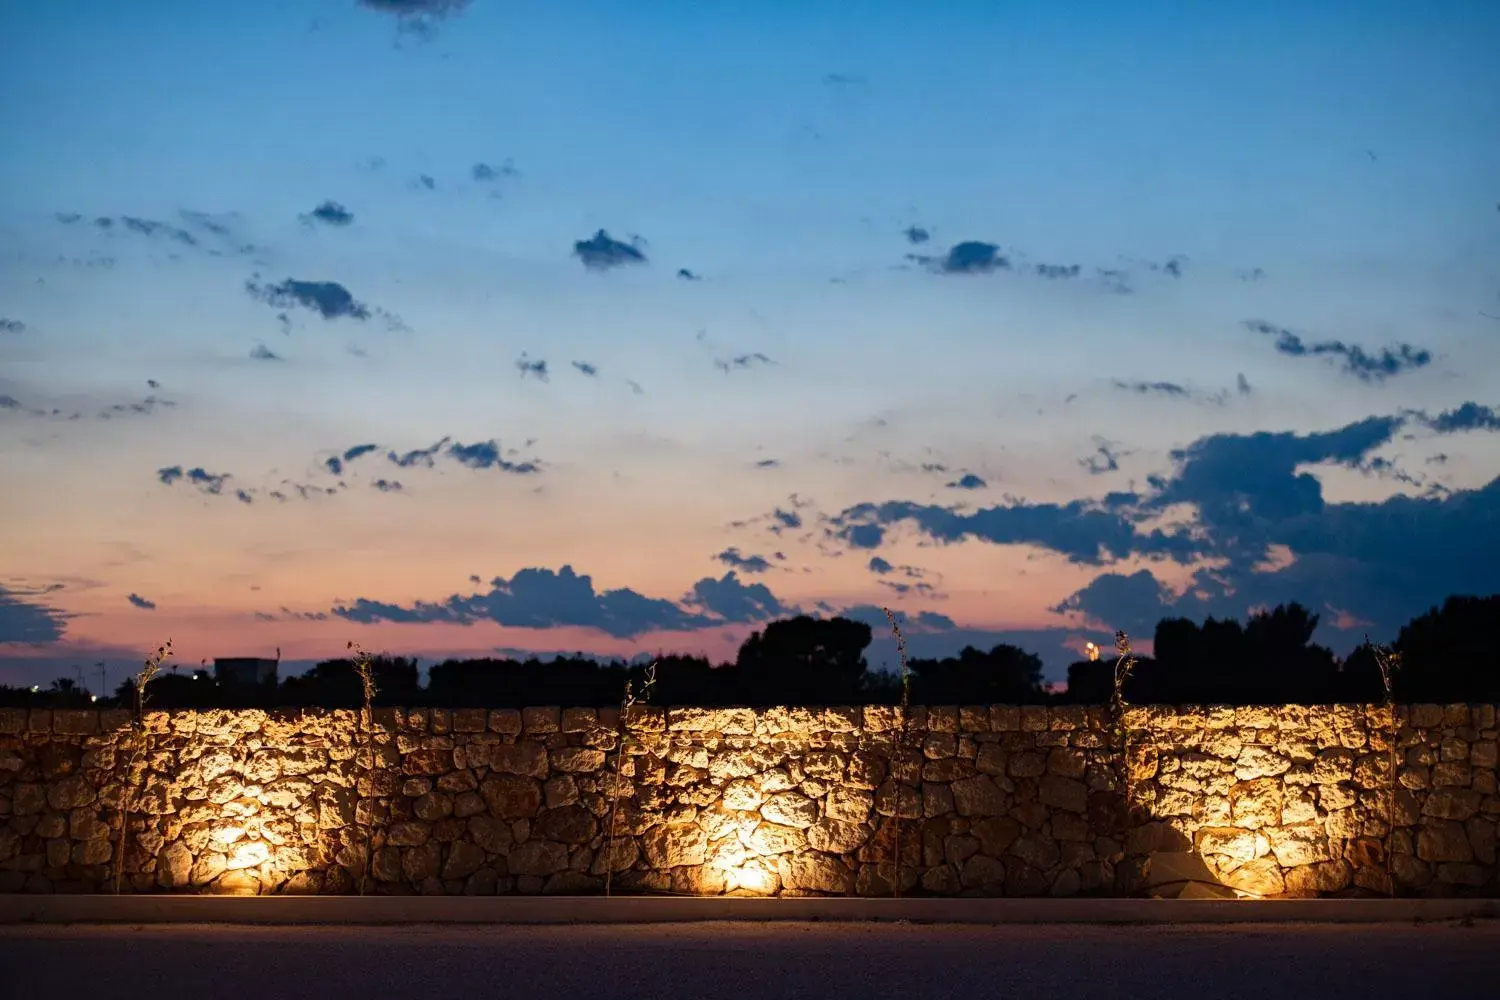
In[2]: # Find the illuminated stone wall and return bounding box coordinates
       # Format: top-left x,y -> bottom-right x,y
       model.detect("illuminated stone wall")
0,704 -> 1495,897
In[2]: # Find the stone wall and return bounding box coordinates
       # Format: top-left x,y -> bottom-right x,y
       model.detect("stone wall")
0,703 -> 1495,897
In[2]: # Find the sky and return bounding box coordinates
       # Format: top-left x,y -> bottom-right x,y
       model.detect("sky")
2,0 -> 1499,692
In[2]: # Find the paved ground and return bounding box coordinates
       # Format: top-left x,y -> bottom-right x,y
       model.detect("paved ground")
3,921 -> 1496,999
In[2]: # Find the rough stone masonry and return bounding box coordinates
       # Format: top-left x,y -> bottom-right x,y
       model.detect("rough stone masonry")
0,703 -> 1495,897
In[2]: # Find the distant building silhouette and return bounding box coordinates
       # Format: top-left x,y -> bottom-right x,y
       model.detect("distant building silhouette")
214,656 -> 278,688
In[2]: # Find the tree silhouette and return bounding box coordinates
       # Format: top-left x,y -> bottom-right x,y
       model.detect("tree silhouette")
1391,594 -> 1500,702
909,644 -> 1047,704
735,615 -> 872,706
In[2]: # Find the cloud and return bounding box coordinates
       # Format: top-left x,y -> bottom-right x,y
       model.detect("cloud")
113,215 -> 198,246
571,360 -> 598,377
714,352 -> 774,374
1237,373 -> 1253,395
911,240 -> 1010,275
1112,379 -> 1190,398
0,584 -> 71,643
472,160 -> 518,182
1,319 -> 25,334
1243,320 -> 1433,382
1420,402 -> 1500,434
332,564 -> 736,639
754,459 -> 780,469
324,443 -> 379,476
684,572 -> 792,623
868,557 -> 894,574
1034,263 -> 1082,280
417,175 -> 436,190
127,593 -> 157,611
573,230 -> 648,271
771,507 -> 803,532
301,200 -> 354,226
157,465 -> 231,496
946,473 -> 987,490
715,548 -> 772,574
384,437 -> 540,474
903,225 -> 930,245
358,0 -> 472,36
516,355 -> 549,381
445,440 -> 541,474
246,277 -> 371,321
372,478 -> 404,493
250,344 -> 281,361
677,268 -> 701,281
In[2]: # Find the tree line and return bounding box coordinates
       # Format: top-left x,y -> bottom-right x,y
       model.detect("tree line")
4,594 -> 1496,710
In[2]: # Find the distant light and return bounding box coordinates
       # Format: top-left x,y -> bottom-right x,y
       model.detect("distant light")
90,695 -> 98,703
1085,642 -> 1100,662
192,674 -> 199,681
30,685 -> 39,693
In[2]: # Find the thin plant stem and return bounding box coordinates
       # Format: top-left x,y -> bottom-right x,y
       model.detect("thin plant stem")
1368,638 -> 1400,898
347,641 -> 379,897
1110,631 -> 1137,843
112,639 -> 172,895
881,608 -> 912,899
604,660 -> 656,897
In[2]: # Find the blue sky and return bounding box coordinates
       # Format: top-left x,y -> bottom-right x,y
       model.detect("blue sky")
1,0 -> 1498,691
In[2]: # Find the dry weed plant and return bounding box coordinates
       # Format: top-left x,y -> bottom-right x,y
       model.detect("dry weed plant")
112,638 -> 173,894
603,659 -> 657,897
1109,630 -> 1138,831
1367,638 -> 1401,897
881,607 -> 913,898
347,641 -> 380,896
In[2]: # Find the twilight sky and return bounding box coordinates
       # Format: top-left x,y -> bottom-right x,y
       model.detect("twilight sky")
2,0 -> 1499,691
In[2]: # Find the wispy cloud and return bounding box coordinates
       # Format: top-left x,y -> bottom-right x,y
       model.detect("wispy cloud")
573,230 -> 648,271
0,584 -> 71,643
472,160 -> 518,182
246,276 -> 371,321
516,354 -> 549,381
714,547 -> 773,574
250,344 -> 281,361
714,352 -> 774,374
301,200 -> 354,226
0,319 -> 25,334
127,593 -> 157,611
1243,320 -> 1433,382
571,360 -> 598,377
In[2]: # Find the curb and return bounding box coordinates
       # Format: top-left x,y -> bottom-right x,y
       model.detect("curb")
3,895 -> 1498,926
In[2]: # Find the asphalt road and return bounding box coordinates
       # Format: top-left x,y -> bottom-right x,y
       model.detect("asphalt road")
2,922 -> 1495,999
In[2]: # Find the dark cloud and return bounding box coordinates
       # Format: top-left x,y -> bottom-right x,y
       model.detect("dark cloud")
684,572 -> 792,623
754,459 -> 780,469
771,507 -> 803,532
1420,402 -> 1500,434
516,355 -> 549,381
1243,320 -> 1433,382
98,394 -> 175,420
418,175 -> 436,190
332,564 -> 726,639
1113,379 -> 1190,398
714,352 -> 773,374
1080,442 -> 1123,475
383,437 -> 540,474
246,277 -> 371,321
157,465 -> 231,496
372,478 -> 404,493
472,160 -> 518,182
911,240 -> 1010,275
118,216 -> 198,246
55,212 -> 81,224
446,440 -> 541,474
677,268 -> 701,281
868,557 -> 894,574
715,548 -> 772,574
1,319 -> 25,334
325,443 -> 379,476
947,473 -> 987,490
250,344 -> 281,361
1034,263 -> 1082,280
571,361 -> 598,377
127,593 -> 157,611
0,585 -> 71,643
626,379 -> 645,396
903,226 -> 930,245
1238,267 -> 1268,282
1237,373 -> 1253,396
358,0 -> 472,36
573,230 -> 648,271
302,201 -> 354,226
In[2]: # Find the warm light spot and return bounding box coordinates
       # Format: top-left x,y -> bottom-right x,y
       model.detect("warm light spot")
724,860 -> 777,895
1084,642 -> 1099,662
211,826 -> 246,847
227,841 -> 269,870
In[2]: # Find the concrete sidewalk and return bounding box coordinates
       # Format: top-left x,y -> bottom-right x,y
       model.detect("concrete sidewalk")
2,894 -> 1497,925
